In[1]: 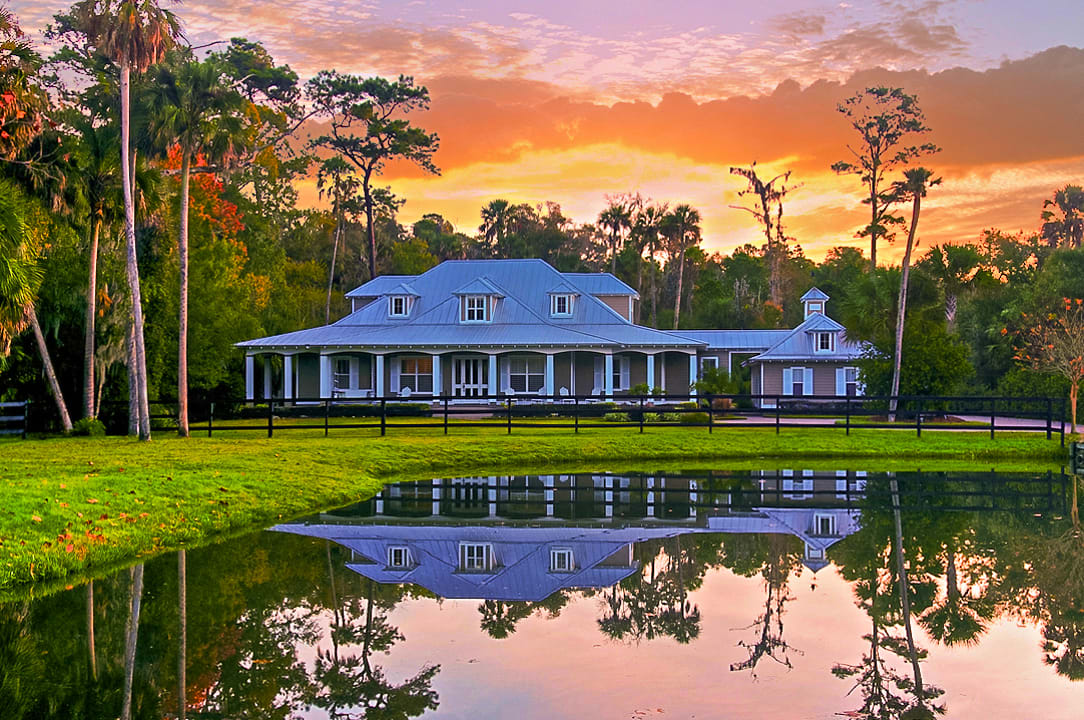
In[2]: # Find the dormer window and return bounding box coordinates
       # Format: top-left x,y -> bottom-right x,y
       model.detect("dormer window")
816,332 -> 835,352
551,294 -> 574,317
462,295 -> 490,323
387,546 -> 412,569
388,295 -> 412,318
459,542 -> 495,572
812,513 -> 837,537
807,301 -> 824,316
550,547 -> 574,573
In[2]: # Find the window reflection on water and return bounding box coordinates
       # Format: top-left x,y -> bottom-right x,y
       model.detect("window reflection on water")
2,469 -> 1082,720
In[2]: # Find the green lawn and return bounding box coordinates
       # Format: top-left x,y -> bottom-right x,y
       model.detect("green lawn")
0,426 -> 1068,597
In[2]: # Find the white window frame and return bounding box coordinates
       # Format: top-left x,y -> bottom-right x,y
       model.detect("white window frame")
813,513 -> 837,537
388,295 -> 411,318
787,366 -> 811,397
549,547 -> 574,573
845,366 -> 859,396
459,542 -> 494,572
387,545 -> 412,569
700,356 -> 719,372
507,355 -> 545,393
551,294 -> 574,317
806,301 -> 824,316
333,358 -> 351,392
816,332 -> 835,353
394,355 -> 434,395
463,295 -> 490,323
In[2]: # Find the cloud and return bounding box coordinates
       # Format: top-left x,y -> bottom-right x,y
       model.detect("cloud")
770,11 -> 828,38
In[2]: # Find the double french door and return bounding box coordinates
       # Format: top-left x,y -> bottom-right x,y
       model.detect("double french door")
452,357 -> 488,398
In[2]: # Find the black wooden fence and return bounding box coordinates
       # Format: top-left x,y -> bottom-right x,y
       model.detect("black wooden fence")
0,401 -> 27,439
8,393 -> 1068,444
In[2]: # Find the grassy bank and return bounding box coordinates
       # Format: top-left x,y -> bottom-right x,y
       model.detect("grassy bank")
0,426 -> 1068,596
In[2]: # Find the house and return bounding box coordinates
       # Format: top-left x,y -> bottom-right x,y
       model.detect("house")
236,259 -> 865,405
272,471 -> 864,600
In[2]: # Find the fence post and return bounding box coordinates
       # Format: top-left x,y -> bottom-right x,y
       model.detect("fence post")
21,399 -> 28,440
267,400 -> 273,439
639,396 -> 645,434
1061,396 -> 1066,447
916,397 -> 922,438
380,398 -> 386,437
506,397 -> 513,435
208,402 -> 214,438
324,399 -> 330,437
443,397 -> 449,435
574,396 -> 579,434
990,398 -> 996,440
707,394 -> 713,434
845,396 -> 850,436
1047,397 -> 1053,441
775,399 -> 780,435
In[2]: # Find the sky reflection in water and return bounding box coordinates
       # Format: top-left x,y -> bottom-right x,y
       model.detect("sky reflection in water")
3,468 -> 1082,719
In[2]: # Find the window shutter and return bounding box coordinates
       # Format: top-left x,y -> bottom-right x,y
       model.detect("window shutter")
782,367 -> 793,396
619,357 -> 630,390
805,368 -> 814,395
593,356 -> 604,393
350,358 -> 360,390
389,357 -> 400,394
836,368 -> 845,397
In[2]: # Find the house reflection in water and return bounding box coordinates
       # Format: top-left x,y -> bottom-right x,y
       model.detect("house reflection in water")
273,471 -> 865,601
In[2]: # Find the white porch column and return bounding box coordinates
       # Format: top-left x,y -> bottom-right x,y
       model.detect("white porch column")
646,353 -> 655,391
432,479 -> 441,516
263,357 -> 272,399
431,353 -> 442,399
375,354 -> 385,398
545,353 -> 555,397
604,353 -> 614,399
245,354 -> 255,400
283,354 -> 293,400
319,353 -> 332,399
488,354 -> 498,398
689,353 -> 699,397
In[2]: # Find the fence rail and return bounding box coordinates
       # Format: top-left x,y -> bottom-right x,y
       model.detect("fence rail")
8,393 -> 1066,444
0,400 -> 27,439
89,392 -> 1069,445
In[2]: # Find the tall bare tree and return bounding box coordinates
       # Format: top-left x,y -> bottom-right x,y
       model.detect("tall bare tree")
729,163 -> 800,310
832,87 -> 938,271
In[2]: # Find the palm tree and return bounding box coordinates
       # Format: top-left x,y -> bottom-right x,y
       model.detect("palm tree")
72,119 -> 121,420
636,203 -> 667,327
888,167 -> 939,420
662,204 -> 701,330
918,243 -> 981,332
479,199 -> 513,257
70,0 -> 181,441
598,199 -> 631,275
1041,184 -> 1084,248
317,156 -> 359,324
146,50 -> 244,437
0,180 -> 73,431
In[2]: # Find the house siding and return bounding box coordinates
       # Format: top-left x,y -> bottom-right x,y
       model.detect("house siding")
597,295 -> 633,321
297,353 -> 320,398
663,352 -> 691,394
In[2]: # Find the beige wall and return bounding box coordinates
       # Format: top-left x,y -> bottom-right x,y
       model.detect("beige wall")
757,362 -> 860,397
596,294 -> 633,321
663,352 -> 691,394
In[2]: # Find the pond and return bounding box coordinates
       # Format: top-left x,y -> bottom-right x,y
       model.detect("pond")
2,468 -> 1082,719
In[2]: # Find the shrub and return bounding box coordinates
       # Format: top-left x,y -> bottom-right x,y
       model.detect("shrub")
661,412 -> 682,422
602,412 -> 631,422
679,412 -> 710,425
70,417 -> 106,437
642,413 -> 661,423
630,383 -> 651,397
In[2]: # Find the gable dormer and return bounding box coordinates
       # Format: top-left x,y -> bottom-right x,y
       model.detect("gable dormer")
385,282 -> 420,318
547,282 -> 580,318
801,287 -> 829,319
452,277 -> 504,324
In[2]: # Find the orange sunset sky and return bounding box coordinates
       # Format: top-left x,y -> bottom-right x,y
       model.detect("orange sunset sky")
15,0 -> 1084,261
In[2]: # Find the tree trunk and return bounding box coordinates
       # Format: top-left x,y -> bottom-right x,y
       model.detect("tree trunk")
119,59 -> 151,441
178,152 -> 191,438
673,244 -> 686,330
1071,381 -> 1078,434
891,476 -> 925,702
889,193 -> 922,421
178,549 -> 186,720
121,563 -> 144,720
29,307 -> 73,432
636,250 -> 644,323
325,190 -> 342,325
945,292 -> 957,333
86,580 -> 97,681
650,243 -> 658,328
127,322 -> 137,436
83,218 -> 100,419
870,176 -> 879,271
363,174 -> 377,280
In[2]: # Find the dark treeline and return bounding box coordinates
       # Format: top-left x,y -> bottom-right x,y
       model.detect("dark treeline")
1,2 -> 1083,435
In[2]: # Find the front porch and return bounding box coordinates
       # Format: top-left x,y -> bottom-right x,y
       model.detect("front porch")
243,348 -> 700,403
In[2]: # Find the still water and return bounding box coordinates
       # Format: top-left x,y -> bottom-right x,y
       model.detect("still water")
3,469 -> 1082,719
